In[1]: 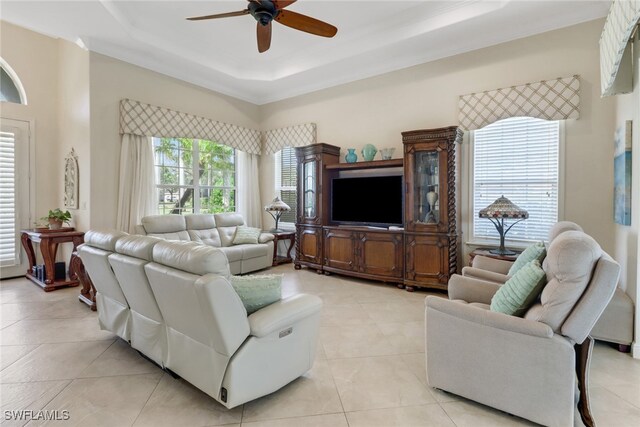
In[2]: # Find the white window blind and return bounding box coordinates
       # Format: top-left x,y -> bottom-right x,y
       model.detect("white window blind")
473,117 -> 559,243
0,130 -> 17,266
275,147 -> 297,227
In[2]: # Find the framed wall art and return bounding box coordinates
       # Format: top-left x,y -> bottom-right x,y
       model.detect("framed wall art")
64,148 -> 79,209
614,120 -> 632,226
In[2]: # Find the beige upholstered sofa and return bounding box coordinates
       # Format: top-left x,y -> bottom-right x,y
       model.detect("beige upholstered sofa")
78,230 -> 322,408
462,221 -> 635,350
426,231 -> 620,426
135,213 -> 274,275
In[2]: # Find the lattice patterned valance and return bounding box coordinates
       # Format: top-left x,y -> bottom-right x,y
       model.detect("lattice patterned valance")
600,0 -> 640,96
119,99 -> 262,155
458,76 -> 580,130
263,123 -> 317,155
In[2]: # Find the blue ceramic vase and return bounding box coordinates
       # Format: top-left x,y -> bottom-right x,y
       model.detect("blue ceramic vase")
361,144 -> 377,161
345,148 -> 358,163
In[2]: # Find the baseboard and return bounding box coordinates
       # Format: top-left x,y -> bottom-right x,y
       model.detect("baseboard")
631,342 -> 640,359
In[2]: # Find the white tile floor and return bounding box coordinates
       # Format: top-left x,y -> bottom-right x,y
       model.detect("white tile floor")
1,264 -> 640,427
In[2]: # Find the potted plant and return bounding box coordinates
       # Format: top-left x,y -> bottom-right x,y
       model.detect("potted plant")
41,209 -> 72,230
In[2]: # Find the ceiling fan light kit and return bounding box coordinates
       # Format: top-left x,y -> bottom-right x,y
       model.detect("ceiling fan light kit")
187,0 -> 337,53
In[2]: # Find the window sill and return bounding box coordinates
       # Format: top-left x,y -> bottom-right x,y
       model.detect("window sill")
465,240 -> 532,251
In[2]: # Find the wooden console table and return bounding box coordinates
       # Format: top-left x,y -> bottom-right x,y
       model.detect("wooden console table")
20,228 -> 84,291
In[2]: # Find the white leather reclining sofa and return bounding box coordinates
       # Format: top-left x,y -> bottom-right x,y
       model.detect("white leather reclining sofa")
135,213 -> 274,275
78,230 -> 322,408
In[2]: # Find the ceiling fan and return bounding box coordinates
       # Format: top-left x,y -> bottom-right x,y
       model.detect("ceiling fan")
187,0 -> 338,53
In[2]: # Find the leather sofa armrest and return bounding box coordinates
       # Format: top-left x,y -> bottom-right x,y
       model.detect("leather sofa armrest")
426,296 -> 553,338
248,294 -> 322,338
461,267 -> 510,284
472,255 -> 513,274
448,274 -> 502,305
259,233 -> 275,243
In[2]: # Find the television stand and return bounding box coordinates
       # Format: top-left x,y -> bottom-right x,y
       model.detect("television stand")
323,226 -> 404,285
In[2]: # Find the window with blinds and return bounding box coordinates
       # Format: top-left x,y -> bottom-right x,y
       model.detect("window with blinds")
0,130 -> 17,266
275,147 -> 297,227
472,117 -> 560,244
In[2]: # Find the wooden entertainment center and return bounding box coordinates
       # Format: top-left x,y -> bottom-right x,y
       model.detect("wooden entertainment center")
294,126 -> 463,291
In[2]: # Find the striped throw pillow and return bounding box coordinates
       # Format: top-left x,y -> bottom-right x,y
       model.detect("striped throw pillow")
508,241 -> 546,276
491,260 -> 547,317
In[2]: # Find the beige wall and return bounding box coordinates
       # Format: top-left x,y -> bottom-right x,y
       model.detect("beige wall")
57,39 -> 90,231
613,33 -> 639,353
0,22 -> 60,222
1,22 -> 92,270
259,19 -> 617,258
88,53 -> 262,229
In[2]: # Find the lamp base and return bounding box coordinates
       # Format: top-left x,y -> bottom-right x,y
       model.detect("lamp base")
489,248 -> 517,256
269,228 -> 286,233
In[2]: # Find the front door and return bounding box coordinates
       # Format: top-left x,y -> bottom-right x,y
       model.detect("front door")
0,119 -> 32,279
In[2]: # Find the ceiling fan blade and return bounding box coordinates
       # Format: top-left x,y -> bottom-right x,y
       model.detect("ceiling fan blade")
257,22 -> 272,53
186,10 -> 249,21
275,10 -> 337,38
273,0 -> 297,9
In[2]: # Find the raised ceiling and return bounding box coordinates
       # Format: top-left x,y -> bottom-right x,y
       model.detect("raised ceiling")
1,1 -> 610,105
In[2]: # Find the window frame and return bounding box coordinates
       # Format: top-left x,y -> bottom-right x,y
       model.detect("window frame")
153,137 -> 237,215
274,147 -> 297,231
466,118 -> 566,248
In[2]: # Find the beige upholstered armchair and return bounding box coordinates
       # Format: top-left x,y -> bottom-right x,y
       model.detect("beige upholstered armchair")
462,221 -> 583,283
462,221 -> 634,351
425,231 -> 620,427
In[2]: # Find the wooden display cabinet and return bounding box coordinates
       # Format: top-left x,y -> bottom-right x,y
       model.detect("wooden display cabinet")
294,128 -> 461,292
294,143 -> 340,272
402,126 -> 462,291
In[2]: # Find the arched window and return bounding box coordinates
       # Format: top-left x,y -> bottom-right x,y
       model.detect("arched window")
0,58 -> 27,105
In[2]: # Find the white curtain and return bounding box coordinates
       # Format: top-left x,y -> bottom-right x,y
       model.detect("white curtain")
116,134 -> 156,233
237,150 -> 262,228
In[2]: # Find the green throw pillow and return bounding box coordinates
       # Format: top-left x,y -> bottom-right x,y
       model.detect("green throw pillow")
491,260 -> 547,317
232,226 -> 261,245
230,274 -> 282,314
508,241 -> 546,276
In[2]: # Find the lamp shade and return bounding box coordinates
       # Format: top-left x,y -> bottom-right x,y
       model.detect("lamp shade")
264,196 -> 291,233
478,195 -> 528,219
264,196 -> 291,212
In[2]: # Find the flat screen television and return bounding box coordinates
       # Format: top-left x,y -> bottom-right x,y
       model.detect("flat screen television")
331,175 -> 403,226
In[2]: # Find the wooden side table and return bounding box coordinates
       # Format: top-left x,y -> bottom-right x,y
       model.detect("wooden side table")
20,228 -> 85,291
268,231 -> 296,266
468,247 -> 522,267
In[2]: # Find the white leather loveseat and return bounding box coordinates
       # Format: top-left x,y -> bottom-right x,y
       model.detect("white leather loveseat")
136,213 -> 275,275
78,230 -> 323,408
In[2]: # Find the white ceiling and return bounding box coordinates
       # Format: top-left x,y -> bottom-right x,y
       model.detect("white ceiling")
1,0 -> 610,105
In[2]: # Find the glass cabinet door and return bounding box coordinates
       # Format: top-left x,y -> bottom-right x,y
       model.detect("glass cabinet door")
414,151 -> 439,225
303,160 -> 317,219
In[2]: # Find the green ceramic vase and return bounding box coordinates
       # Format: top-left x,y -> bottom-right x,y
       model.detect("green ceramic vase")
361,144 -> 377,161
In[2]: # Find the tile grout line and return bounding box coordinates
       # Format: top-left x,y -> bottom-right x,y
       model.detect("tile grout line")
130,372 -> 164,427
0,343 -> 41,373
323,354 -> 349,425
0,337 -> 117,347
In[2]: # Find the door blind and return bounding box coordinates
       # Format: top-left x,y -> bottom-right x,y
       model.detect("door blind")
275,147 -> 297,225
0,130 -> 17,265
473,117 -> 559,243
